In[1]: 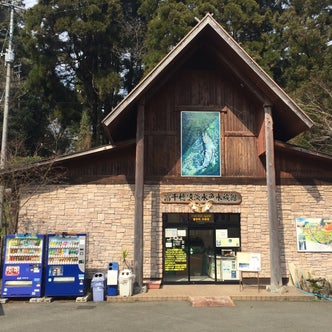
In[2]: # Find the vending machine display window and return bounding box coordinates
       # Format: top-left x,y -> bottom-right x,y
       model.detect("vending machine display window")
44,233 -> 86,297
1,234 -> 45,298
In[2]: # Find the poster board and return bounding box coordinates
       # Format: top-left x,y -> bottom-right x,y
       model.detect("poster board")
237,252 -> 261,272
295,217 -> 332,252
181,111 -> 221,177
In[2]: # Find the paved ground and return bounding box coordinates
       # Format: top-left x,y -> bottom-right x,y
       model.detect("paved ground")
1,299 -> 331,332
1,284 -> 331,332
106,284 -> 317,302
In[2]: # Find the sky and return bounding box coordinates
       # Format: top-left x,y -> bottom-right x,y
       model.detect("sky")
24,0 -> 37,9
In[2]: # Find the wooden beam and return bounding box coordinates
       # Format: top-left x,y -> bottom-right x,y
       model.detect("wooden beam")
264,104 -> 282,291
211,44 -> 271,105
256,108 -> 266,156
134,99 -> 145,287
176,105 -> 226,112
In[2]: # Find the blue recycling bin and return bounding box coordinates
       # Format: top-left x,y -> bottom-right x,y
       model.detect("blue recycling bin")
91,273 -> 105,302
107,262 -> 119,296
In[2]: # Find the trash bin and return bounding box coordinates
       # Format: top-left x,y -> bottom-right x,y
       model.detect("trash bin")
119,269 -> 135,297
91,273 -> 105,302
107,262 -> 119,296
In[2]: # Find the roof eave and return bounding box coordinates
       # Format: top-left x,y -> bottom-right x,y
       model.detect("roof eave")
102,15 -> 216,127
102,13 -> 313,135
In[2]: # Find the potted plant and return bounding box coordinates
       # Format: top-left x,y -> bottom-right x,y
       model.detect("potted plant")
121,248 -> 132,270
118,249 -> 135,296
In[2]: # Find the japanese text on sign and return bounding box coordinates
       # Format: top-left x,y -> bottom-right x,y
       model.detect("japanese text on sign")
161,192 -> 241,204
190,214 -> 213,223
164,248 -> 187,271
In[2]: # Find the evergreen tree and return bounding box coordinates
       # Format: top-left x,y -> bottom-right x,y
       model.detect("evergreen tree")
278,0 -> 331,90
139,0 -> 282,75
139,0 -> 331,153
0,1 -> 42,158
76,109 -> 92,151
2,0 -> 330,156
121,0 -> 146,94
21,0 -> 126,148
139,0 -> 195,74
280,1 -> 332,153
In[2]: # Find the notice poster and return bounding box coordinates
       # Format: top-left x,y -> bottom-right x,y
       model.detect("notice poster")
296,217 -> 332,252
219,238 -> 240,248
165,228 -> 178,238
237,252 -> 261,271
164,248 -> 187,271
164,228 -> 187,272
216,229 -> 228,247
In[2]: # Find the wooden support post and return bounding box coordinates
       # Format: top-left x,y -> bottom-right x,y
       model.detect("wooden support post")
264,104 -> 282,291
134,100 -> 145,287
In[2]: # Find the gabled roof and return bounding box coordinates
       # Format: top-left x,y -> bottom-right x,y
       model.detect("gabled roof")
102,14 -> 313,141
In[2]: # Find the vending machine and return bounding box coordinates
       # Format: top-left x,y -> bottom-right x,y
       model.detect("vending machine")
1,233 -> 45,298
44,233 -> 86,297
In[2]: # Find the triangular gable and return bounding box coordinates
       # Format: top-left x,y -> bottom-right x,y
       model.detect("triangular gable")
103,14 -> 313,140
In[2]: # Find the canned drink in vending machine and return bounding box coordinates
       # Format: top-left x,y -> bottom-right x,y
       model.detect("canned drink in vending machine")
1,233 -> 45,298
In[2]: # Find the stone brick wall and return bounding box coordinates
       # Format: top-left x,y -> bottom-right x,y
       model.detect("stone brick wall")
146,184 -> 271,278
278,185 -> 332,279
18,184 -> 136,277
17,183 -> 332,280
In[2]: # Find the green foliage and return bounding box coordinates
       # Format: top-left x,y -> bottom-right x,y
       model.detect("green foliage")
279,0 -> 332,153
121,248 -> 132,269
21,0 -> 127,147
1,0 -> 331,157
76,109 -> 92,151
140,0 -> 194,73
278,1 -> 331,90
139,0 -> 332,154
139,0 -> 282,75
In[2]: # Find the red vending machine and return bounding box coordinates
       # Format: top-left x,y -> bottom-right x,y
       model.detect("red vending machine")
44,233 -> 86,297
1,233 -> 45,298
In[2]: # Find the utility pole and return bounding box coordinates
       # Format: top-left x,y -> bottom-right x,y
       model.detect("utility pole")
1,2 -> 15,169
0,0 -> 23,230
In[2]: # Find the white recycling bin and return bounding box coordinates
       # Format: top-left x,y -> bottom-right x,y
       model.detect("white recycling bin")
119,269 -> 135,296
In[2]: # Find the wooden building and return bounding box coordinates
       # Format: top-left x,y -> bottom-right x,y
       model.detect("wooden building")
17,14 -> 332,288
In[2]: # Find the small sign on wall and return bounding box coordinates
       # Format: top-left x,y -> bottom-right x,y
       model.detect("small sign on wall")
217,238 -> 240,248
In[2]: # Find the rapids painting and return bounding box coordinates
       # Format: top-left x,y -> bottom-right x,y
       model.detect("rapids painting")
181,111 -> 221,176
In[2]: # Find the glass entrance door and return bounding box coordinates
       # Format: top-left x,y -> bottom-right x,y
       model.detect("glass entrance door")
162,213 -> 241,284
164,227 -> 188,283
189,229 -> 214,282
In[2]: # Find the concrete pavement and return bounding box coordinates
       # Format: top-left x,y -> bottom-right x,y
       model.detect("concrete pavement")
106,284 -> 317,303
1,284 -> 331,332
1,297 -> 331,332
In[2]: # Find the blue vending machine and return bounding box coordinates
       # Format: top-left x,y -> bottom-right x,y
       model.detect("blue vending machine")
44,233 -> 86,297
1,233 -> 45,298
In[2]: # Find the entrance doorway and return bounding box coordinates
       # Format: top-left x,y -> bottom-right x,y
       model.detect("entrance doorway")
163,213 -> 240,284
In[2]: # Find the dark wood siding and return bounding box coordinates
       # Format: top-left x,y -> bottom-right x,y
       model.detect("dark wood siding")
144,64 -> 266,181
63,145 -> 136,184
275,149 -> 332,184
54,51 -> 331,186
224,136 -> 265,176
